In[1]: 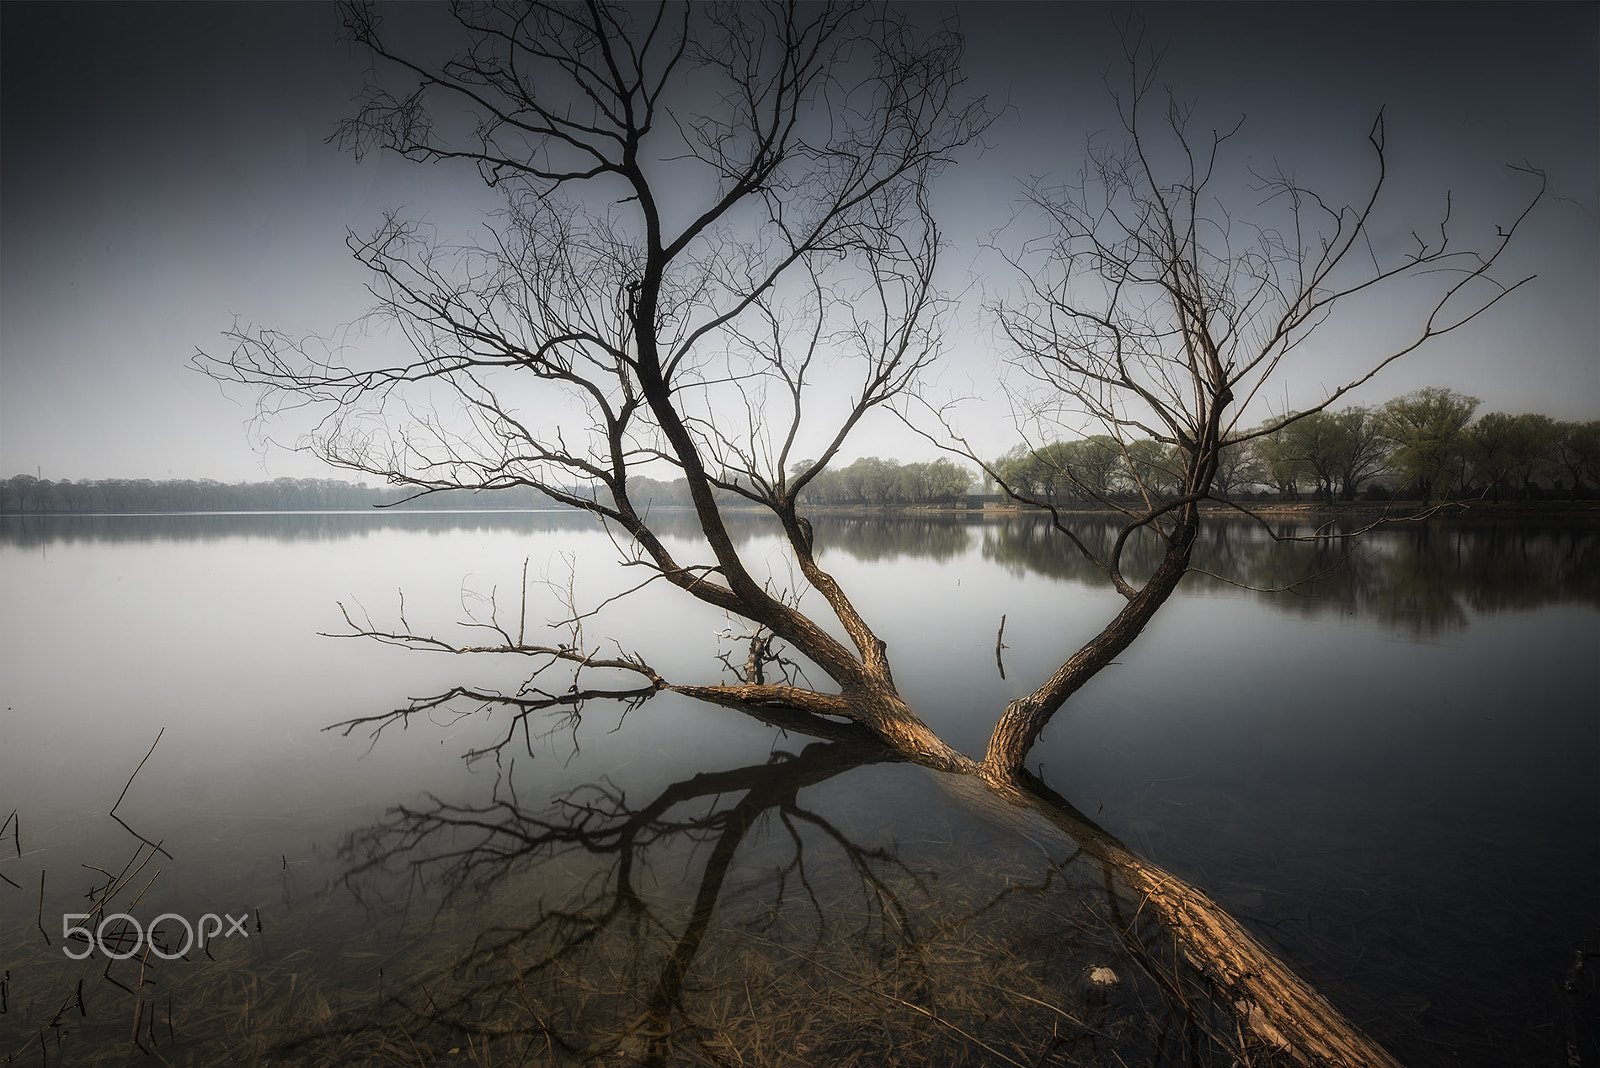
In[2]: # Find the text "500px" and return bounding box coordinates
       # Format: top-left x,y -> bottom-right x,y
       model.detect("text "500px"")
61,912 -> 251,960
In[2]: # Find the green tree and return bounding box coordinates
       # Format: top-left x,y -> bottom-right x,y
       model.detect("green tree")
1280,411 -> 1346,503
1210,439 -> 1269,498
1277,407 -> 1390,502
1507,413 -> 1559,496
915,457 -> 974,503
988,437 -> 1126,506
1553,420 -> 1600,499
1468,412 -> 1528,500
1122,438 -> 1181,501
1379,388 -> 1479,502
840,457 -> 898,505
1249,420 -> 1310,500
1331,408 -> 1390,500
1021,441 -> 1080,504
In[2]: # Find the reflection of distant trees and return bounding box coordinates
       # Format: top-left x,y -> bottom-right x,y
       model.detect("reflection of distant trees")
0,510 -> 605,548
0,474 -> 447,514
1213,521 -> 1599,636
977,515 -> 1598,636
814,515 -> 974,563
981,515 -> 1167,585
1447,523 -> 1600,612
7,511 -> 1591,636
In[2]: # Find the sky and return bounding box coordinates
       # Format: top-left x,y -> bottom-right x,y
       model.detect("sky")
2,1 -> 1595,483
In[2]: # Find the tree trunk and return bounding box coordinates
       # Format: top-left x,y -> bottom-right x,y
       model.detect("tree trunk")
950,772 -> 1406,1068
984,522 -> 1197,777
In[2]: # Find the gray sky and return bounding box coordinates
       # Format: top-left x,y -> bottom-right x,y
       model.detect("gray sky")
2,1 -> 1595,483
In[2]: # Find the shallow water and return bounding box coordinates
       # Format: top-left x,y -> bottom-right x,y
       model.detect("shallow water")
1,511 -> 1595,1064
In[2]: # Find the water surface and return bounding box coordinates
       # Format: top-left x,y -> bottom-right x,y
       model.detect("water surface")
1,511 -> 1594,1064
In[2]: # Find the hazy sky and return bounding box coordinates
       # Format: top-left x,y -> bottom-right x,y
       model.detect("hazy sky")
2,1 -> 1595,483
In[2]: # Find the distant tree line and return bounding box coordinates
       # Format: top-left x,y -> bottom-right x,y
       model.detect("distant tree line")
991,388 -> 1600,506
0,458 -> 980,515
0,476 -> 559,514
617,458 -> 976,509
792,457 -> 975,506
8,392 -> 1592,515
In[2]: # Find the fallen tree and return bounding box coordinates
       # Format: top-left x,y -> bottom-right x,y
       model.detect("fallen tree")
200,3 -> 1542,1062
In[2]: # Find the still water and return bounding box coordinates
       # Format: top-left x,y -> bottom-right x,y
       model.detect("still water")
1,511 -> 1595,1065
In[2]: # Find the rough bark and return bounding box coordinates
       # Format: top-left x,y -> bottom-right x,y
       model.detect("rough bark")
957,772 -> 1406,1067
985,516 -> 1199,777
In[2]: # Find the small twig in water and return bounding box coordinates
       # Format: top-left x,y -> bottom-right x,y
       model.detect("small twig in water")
36,870 -> 49,946
110,730 -> 172,860
0,808 -> 18,888
995,614 -> 1009,680
111,729 -> 164,814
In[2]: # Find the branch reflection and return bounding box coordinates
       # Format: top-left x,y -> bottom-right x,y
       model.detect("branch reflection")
289,700 -> 1286,1066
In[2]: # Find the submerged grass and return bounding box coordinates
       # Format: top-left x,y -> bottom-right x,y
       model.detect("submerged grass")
14,740 -> 1578,1067
3,792 -> 1301,1067
314,830 -> 1301,1063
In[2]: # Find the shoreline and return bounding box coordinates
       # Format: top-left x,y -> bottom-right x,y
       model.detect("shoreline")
4,499 -> 1598,525
815,499 -> 1600,525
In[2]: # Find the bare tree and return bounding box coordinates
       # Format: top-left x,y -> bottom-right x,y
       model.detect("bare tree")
197,6 -> 1544,1064
202,0 -> 991,769
968,43 -> 1541,775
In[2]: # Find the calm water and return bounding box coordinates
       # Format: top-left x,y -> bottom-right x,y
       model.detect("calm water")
1,511 -> 1595,1065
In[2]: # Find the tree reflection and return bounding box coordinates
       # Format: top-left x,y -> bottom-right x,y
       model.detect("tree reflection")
982,514 -> 1168,585
1233,520 -> 1600,636
287,699 -> 1303,1066
7,512 -> 1591,638
976,515 -> 1599,637
817,514 -> 975,563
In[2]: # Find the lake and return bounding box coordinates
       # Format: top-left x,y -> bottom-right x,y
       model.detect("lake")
1,510 -> 1595,1065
